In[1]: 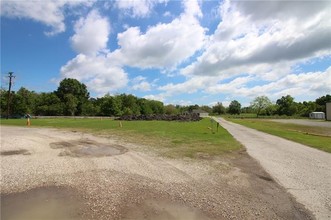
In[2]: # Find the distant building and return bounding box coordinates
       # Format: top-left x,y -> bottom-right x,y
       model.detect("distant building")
192,109 -> 209,117
326,103 -> 331,121
309,112 -> 325,120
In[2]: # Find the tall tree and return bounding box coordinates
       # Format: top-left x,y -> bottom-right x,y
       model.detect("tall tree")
56,78 -> 89,116
276,95 -> 297,116
250,96 -> 272,117
228,100 -> 241,115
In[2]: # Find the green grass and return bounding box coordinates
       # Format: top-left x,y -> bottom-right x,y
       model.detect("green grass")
226,118 -> 331,153
0,118 -> 242,158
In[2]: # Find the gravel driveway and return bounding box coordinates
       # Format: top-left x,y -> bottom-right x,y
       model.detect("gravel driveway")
1,125 -> 313,219
215,117 -> 331,219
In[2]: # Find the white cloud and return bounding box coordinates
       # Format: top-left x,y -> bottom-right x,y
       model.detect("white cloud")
60,8 -> 128,95
115,0 -> 168,18
182,0 -> 331,78
109,0 -> 206,69
131,76 -> 152,91
143,94 -> 166,102
70,10 -> 110,55
60,54 -> 128,94
205,67 -> 331,102
0,0 -> 93,35
159,76 -> 215,95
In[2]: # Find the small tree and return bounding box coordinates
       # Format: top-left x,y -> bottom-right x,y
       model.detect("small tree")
228,100 -> 241,115
250,96 -> 272,117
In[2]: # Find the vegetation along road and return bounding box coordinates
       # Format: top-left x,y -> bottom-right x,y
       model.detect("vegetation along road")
215,117 -> 331,219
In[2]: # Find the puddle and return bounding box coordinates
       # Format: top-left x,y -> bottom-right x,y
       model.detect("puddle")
122,200 -> 211,220
1,186 -> 86,220
50,140 -> 127,158
1,149 -> 30,156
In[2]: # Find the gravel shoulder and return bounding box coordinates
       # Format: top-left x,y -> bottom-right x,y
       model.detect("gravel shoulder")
1,125 -> 313,219
215,117 -> 331,220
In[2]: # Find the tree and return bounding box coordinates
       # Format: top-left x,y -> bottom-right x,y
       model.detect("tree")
64,94 -> 78,116
276,95 -> 297,116
212,102 -> 226,115
164,104 -> 179,115
200,105 -> 212,114
81,98 -> 99,116
118,94 -> 140,115
250,96 -> 272,117
228,100 -> 241,115
297,101 -> 316,117
0,89 -> 10,116
56,78 -> 89,116
99,94 -> 122,116
35,92 -> 63,116
14,87 -> 37,115
315,94 -> 331,113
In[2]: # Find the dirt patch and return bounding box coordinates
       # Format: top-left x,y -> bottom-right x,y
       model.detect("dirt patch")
50,139 -> 128,157
122,199 -> 211,220
1,186 -> 87,220
1,149 -> 30,156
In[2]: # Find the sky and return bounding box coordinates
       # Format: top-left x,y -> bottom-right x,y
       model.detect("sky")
1,0 -> 331,107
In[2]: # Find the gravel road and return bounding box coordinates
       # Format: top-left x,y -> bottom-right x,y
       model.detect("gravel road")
215,117 -> 331,219
1,125 -> 313,219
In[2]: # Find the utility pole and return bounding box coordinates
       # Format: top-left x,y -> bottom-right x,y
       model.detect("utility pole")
6,72 -> 15,119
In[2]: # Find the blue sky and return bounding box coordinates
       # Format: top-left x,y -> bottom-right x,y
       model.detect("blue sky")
1,0 -> 330,107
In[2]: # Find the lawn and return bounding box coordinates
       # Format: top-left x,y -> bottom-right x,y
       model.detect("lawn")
226,118 -> 331,153
0,118 -> 242,158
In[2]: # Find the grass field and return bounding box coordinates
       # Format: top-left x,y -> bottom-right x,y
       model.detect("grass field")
226,118 -> 331,153
0,118 -> 242,158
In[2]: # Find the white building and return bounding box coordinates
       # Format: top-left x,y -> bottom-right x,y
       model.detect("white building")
309,112 -> 325,119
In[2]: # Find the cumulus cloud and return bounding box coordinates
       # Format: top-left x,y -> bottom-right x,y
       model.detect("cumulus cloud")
71,10 -> 110,55
60,9 -> 129,95
131,76 -> 152,91
60,54 -> 128,94
0,0 -> 93,35
115,0 -> 168,17
182,0 -> 331,77
109,0 -> 206,69
204,67 -> 331,102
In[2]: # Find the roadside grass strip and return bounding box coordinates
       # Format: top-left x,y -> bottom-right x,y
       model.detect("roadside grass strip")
0,118 -> 242,158
226,118 -> 331,153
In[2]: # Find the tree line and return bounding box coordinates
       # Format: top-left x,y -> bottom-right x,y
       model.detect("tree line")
0,78 -> 330,118
212,94 -> 330,117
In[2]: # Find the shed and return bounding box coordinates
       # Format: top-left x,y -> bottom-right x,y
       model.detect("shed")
192,109 -> 209,117
309,112 -> 325,120
326,103 -> 331,121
